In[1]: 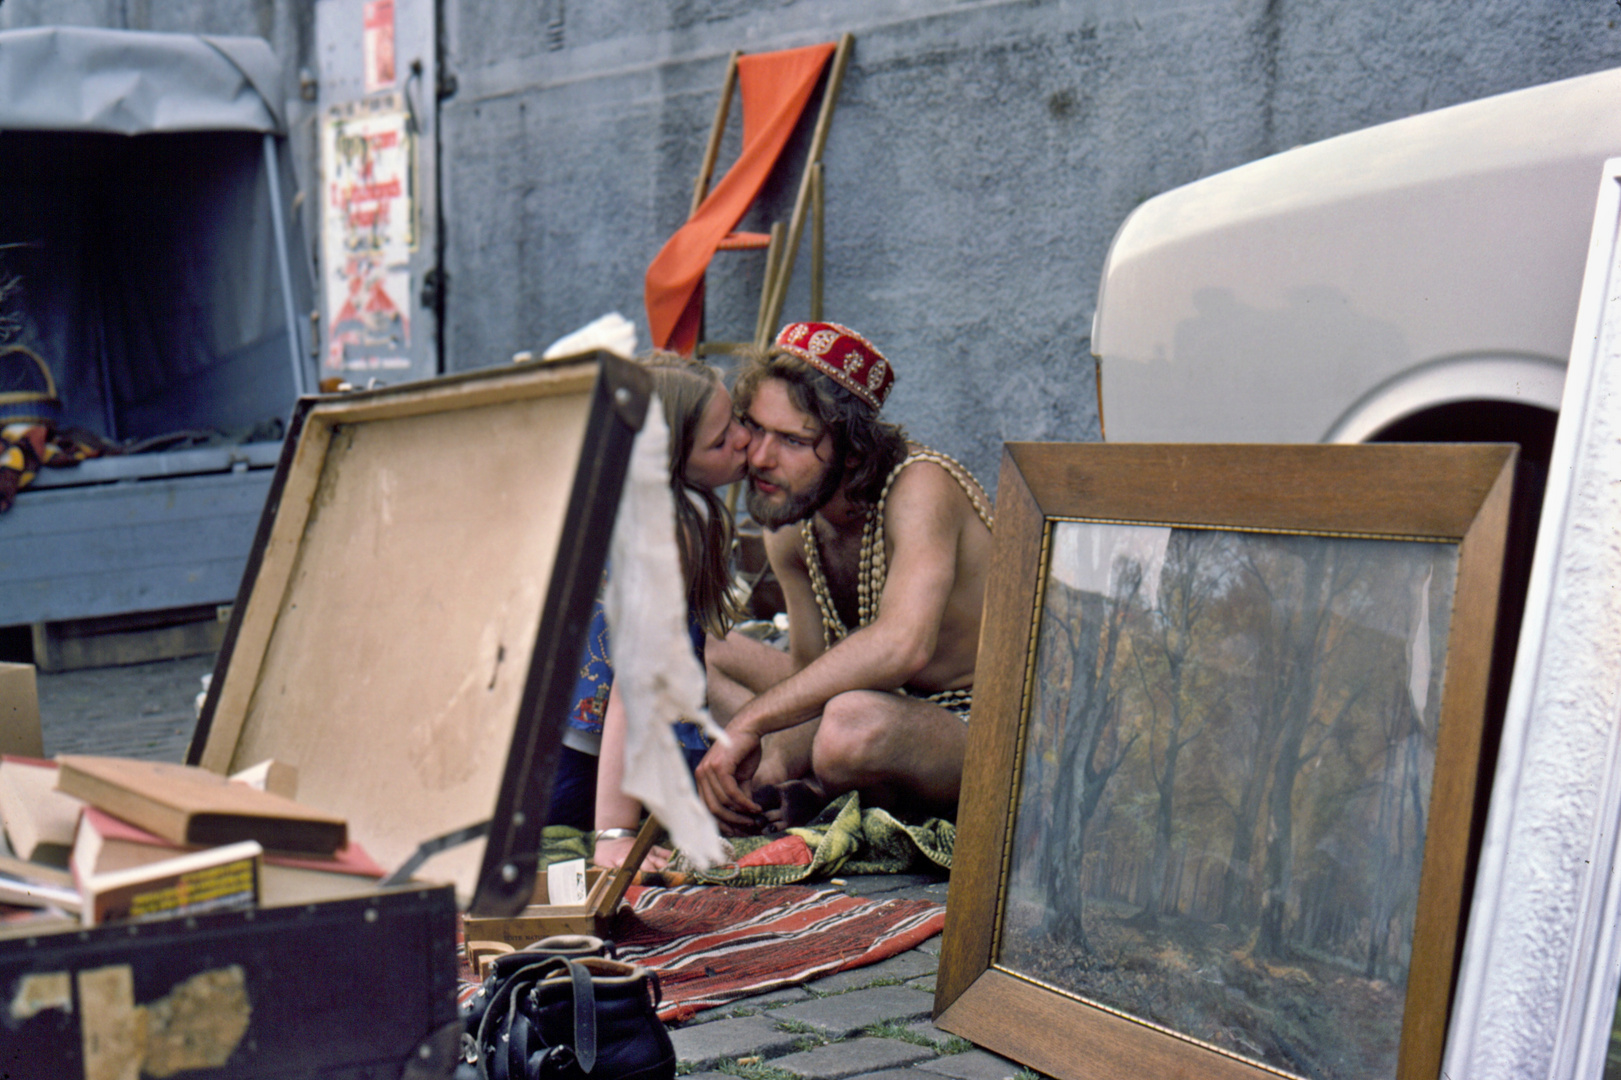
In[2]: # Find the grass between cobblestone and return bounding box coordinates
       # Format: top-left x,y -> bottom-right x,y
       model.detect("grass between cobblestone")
862,1019 -> 973,1053
803,973 -> 910,998
680,1059 -> 799,1080
773,1017 -> 840,1053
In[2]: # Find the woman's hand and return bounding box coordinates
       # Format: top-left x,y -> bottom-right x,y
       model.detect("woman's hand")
592,835 -> 672,874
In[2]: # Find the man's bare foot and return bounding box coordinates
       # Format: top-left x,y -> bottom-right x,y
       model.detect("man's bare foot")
752,781 -> 830,830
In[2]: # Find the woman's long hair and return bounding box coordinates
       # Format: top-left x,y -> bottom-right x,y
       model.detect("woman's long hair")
640,353 -> 741,639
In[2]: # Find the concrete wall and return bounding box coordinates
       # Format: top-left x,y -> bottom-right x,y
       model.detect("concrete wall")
433,0 -> 1621,488
6,0 -> 1619,488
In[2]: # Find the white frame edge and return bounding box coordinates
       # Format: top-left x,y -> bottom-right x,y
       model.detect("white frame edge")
1442,158 -> 1621,1079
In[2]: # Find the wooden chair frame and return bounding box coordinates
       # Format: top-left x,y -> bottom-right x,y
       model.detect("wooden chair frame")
691,34 -> 853,354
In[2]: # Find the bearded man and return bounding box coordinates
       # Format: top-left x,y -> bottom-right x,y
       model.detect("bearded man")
695,322 -> 994,832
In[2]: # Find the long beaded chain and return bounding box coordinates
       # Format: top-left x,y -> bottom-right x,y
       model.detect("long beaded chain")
802,448 -> 994,651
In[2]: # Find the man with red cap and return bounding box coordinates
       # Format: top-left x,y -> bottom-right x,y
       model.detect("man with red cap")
695,322 -> 994,832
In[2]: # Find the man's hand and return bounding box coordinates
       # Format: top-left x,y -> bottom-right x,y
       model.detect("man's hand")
695,728 -> 766,832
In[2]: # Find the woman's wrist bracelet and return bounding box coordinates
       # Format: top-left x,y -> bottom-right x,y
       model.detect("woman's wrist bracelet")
595,827 -> 638,842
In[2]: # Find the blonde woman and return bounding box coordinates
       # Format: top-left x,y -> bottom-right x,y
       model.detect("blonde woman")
546,354 -> 748,871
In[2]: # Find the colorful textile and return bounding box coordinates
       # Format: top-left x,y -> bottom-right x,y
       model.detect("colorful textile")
566,587 -> 709,753
456,882 -> 943,1023
0,422 -> 101,512
674,790 -> 953,888
536,790 -> 953,890
615,885 -> 944,1021
774,321 -> 895,409
567,597 -> 615,736
644,43 -> 836,354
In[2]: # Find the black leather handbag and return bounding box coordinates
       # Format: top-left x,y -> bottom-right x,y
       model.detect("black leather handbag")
467,954 -> 675,1080
462,934 -> 615,1039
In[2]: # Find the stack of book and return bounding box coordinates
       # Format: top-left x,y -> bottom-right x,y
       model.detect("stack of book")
0,754 -> 383,929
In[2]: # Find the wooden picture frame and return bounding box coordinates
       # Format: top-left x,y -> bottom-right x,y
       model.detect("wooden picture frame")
935,442 -> 1517,1080
1442,158 -> 1621,1078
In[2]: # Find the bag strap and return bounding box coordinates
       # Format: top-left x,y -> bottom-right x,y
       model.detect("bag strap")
567,959 -> 597,1074
479,957 -> 602,1079
477,975 -> 534,1080
643,968 -> 663,1009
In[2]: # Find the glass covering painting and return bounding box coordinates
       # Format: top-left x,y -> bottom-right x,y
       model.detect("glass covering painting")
998,522 -> 1459,1080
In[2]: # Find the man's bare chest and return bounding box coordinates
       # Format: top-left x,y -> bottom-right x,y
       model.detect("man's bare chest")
808,520 -> 866,626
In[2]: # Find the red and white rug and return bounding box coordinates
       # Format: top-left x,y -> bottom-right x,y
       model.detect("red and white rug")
615,884 -> 945,1021
459,883 -> 946,1023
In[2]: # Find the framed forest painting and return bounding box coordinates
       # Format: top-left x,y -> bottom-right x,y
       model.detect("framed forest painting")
934,443 -> 1517,1080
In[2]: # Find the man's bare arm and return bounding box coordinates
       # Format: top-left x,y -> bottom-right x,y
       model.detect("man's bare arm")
695,463 -> 971,823
728,463 -> 966,741
691,522 -> 828,828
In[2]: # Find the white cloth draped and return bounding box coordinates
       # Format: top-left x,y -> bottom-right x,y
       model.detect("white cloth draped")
602,396 -> 728,867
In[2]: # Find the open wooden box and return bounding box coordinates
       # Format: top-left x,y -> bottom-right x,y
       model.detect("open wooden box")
190,351 -> 650,918
461,818 -> 662,950
0,354 -> 650,1078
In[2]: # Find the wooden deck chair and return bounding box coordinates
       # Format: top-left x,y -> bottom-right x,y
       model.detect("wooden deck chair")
645,34 -> 853,356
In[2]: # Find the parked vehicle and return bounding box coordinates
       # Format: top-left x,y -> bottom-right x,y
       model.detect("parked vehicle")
1088,67 -> 1621,822
1090,65 -> 1621,467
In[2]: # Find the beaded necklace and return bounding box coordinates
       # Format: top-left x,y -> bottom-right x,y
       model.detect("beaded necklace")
801,447 -> 994,650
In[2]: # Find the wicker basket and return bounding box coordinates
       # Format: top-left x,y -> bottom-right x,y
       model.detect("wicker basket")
0,344 -> 62,425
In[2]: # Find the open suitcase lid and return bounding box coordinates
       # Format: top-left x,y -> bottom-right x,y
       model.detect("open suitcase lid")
189,354 -> 648,917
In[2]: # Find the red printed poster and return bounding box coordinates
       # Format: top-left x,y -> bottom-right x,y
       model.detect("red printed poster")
363,0 -> 396,94
320,96 -> 415,372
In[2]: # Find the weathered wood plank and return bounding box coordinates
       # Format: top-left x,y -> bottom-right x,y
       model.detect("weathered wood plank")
0,472 -> 272,624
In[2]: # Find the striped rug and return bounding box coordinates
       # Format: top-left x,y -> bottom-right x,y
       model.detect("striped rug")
614,884 -> 946,1022
457,884 -> 946,1022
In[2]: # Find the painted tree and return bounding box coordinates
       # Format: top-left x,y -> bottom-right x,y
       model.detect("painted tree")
1035,561 -> 1144,952
1215,566 -> 1293,925
1245,537 -> 1371,958
1360,559 -> 1446,979
1129,529 -> 1224,925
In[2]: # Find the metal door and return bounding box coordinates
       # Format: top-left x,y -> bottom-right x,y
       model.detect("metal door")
314,0 -> 441,387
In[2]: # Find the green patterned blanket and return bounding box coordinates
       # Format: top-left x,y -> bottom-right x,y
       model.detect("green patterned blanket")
540,792 -> 953,887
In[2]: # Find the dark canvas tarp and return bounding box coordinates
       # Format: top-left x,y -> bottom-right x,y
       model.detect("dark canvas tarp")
0,26 -> 311,441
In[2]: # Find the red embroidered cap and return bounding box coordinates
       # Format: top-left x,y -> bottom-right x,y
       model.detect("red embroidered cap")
773,322 -> 895,410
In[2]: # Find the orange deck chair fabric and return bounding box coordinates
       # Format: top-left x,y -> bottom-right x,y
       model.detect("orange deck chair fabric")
645,42 -> 837,355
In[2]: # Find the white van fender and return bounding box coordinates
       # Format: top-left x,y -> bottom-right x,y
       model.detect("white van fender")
1321,352 -> 1566,443
1091,66 -> 1621,446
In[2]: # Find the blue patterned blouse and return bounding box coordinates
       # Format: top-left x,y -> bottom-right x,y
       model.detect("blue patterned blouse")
565,590 -> 709,753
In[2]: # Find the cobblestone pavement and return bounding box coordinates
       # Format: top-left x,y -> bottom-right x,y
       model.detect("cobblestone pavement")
34,656 -> 1040,1080
669,874 -> 1034,1080
37,653 -> 215,761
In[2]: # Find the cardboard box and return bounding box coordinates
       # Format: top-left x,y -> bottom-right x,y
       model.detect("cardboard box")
0,354 -> 650,1078
0,661 -> 42,758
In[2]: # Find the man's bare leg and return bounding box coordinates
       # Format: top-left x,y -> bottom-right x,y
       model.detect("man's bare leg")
754,717 -> 818,785
705,631 -> 815,833
756,689 -> 968,828
754,779 -> 833,830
